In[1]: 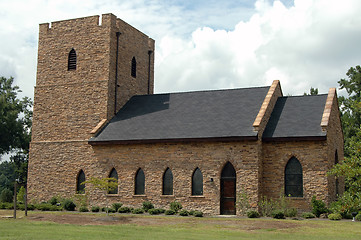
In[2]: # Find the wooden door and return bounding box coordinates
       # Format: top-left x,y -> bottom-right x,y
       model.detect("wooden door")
220,162 -> 236,215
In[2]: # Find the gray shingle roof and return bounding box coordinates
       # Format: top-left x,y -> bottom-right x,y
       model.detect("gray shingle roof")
89,86 -> 270,143
263,94 -> 327,140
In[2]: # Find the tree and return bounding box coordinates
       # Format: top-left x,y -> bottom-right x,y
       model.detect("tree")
328,66 -> 361,201
82,177 -> 118,215
0,76 -> 32,191
338,66 -> 361,157
0,76 -> 32,155
303,87 -> 319,95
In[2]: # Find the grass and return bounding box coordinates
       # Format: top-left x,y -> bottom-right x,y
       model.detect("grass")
0,210 -> 361,240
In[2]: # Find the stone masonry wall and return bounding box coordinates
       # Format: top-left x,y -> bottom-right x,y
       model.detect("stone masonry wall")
262,140 -> 328,211
28,14 -> 155,204
29,140 -> 261,216
324,90 -> 345,203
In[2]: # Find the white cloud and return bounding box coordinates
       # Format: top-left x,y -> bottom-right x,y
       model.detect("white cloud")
155,0 -> 361,95
0,0 -> 360,100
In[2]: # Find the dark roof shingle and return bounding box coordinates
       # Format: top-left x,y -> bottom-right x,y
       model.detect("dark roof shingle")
89,86 -> 270,143
263,94 -> 327,140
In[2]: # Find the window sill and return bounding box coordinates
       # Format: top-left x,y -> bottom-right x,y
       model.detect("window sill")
160,195 -> 175,198
189,195 -> 205,198
106,194 -> 120,197
133,194 -> 146,197
286,196 -> 304,200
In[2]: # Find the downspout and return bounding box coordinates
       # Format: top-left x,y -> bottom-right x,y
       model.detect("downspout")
114,32 -> 121,115
147,50 -> 153,95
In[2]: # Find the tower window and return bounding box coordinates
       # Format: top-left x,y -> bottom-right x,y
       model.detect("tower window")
68,48 -> 77,71
131,57 -> 136,77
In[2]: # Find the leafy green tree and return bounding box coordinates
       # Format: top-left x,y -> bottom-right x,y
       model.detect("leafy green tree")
329,128 -> 361,196
304,87 -> 319,95
0,76 -> 32,155
0,76 -> 32,191
338,66 -> 361,157
82,177 -> 118,216
328,66 -> 361,210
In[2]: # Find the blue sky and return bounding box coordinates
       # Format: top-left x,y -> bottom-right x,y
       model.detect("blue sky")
0,0 -> 360,101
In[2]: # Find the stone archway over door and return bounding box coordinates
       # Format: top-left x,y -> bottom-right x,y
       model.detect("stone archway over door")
220,162 -> 236,215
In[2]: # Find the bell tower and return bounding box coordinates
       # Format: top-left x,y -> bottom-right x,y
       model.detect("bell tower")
28,14 -> 154,201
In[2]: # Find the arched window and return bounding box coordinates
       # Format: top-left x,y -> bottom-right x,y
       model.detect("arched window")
192,168 -> 203,196
335,150 -> 339,196
68,48 -> 77,70
285,157 -> 303,197
108,168 -> 118,194
135,168 -> 145,195
162,168 -> 173,195
76,170 -> 85,194
131,57 -> 136,77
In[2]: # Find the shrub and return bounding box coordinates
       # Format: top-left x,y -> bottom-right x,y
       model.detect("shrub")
35,203 -> 61,211
91,206 -> 100,212
63,199 -> 76,211
170,201 -> 182,213
329,192 -> 361,217
236,188 -> 251,215
0,188 -> 13,203
112,203 -> 123,212
179,210 -> 189,216
246,210 -> 260,218
17,186 -> 26,203
328,213 -> 342,220
301,212 -> 316,219
108,208 -> 116,213
271,210 -> 285,219
193,211 -> 203,217
131,208 -> 144,214
355,213 -> 361,221
0,202 -> 13,209
259,196 -> 278,217
284,208 -> 298,217
49,196 -> 58,205
118,206 -> 131,213
188,210 -> 195,216
101,207 -> 107,212
311,196 -> 328,217
148,208 -> 161,215
165,209 -> 176,215
79,206 -> 89,212
158,208 -> 166,214
26,204 -> 35,210
142,201 -> 154,212
342,213 -> 353,219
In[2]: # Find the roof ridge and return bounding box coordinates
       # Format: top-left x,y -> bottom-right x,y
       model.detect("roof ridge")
135,85 -> 271,98
281,93 -> 328,98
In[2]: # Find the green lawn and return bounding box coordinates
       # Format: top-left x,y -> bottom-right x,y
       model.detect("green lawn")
0,211 -> 360,240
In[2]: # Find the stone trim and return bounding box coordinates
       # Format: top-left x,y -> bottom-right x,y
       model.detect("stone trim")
31,139 -> 88,144
321,88 -> 336,131
189,195 -> 205,198
253,80 -> 281,131
91,119 -> 108,135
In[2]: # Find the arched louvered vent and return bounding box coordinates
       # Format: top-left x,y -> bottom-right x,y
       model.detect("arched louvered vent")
131,57 -> 136,77
68,48 -> 77,70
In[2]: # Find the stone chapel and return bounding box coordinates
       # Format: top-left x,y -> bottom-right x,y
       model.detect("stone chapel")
27,13 -> 344,215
